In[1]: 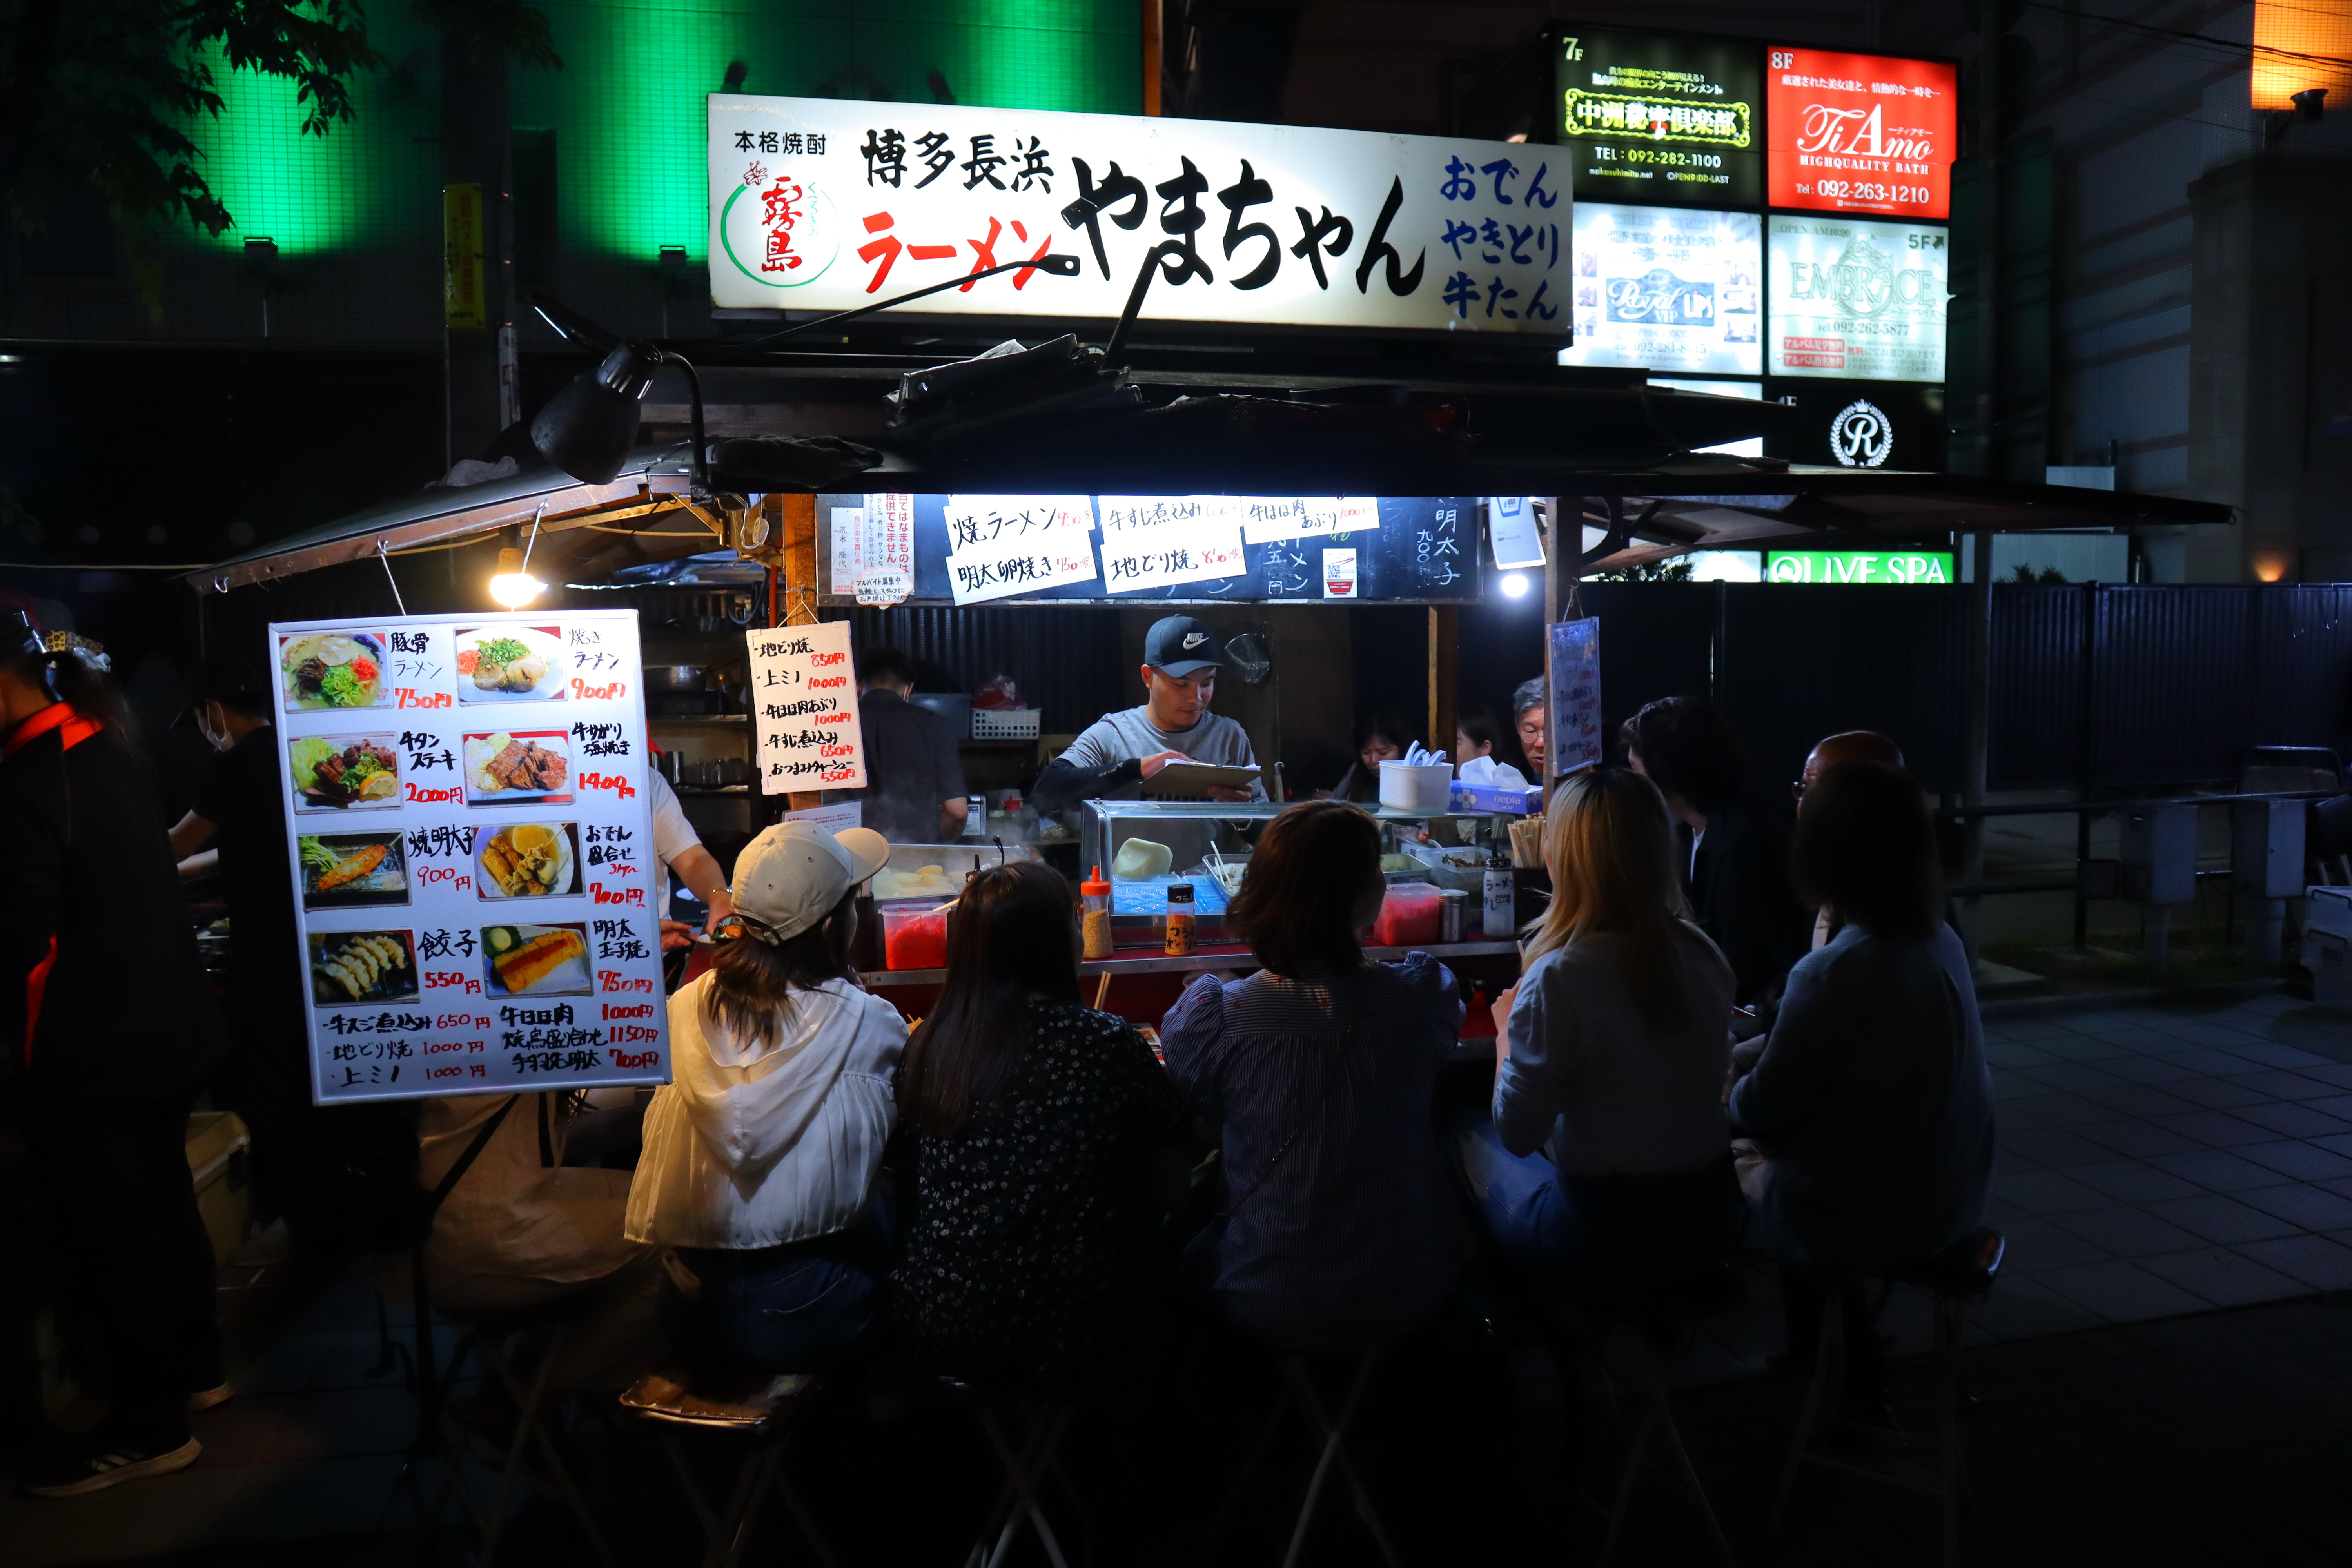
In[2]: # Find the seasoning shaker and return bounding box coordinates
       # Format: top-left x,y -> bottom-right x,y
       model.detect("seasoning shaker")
1440,888 -> 1466,943
1081,865 -> 1115,961
1162,882 -> 1197,957
1483,848 -> 1516,940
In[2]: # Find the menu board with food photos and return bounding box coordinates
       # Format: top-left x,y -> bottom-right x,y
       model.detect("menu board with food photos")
269,610 -> 669,1105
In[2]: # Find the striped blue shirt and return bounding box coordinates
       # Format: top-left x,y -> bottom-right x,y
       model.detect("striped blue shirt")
1160,953 -> 1466,1352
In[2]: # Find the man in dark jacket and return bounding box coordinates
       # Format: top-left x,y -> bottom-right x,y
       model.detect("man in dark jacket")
1621,695 -> 1810,1009
1,617 -> 229,1495
170,656 -> 315,1264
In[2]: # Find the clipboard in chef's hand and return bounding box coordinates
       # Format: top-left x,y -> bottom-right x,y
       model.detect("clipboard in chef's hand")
1139,761 -> 1263,800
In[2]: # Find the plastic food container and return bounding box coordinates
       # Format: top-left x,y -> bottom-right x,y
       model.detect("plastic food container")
1379,761 -> 1454,812
1374,881 -> 1443,948
882,904 -> 950,970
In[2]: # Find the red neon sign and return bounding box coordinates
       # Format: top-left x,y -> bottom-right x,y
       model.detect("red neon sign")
1766,47 -> 1958,220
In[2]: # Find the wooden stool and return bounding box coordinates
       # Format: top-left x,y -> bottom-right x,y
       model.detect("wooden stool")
619,1366 -> 837,1568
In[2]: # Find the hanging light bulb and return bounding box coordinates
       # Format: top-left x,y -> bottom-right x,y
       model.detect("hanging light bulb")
1500,572 -> 1531,598
489,546 -> 544,608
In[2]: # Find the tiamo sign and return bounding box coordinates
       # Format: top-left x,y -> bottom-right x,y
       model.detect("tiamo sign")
1765,47 -> 1958,220
707,95 -> 1568,334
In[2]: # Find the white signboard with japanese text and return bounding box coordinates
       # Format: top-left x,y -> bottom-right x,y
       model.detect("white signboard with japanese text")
268,611 -> 667,1105
748,622 -> 867,794
825,492 -> 915,605
1766,214 -> 1949,382
708,94 -> 1569,334
1559,203 -> 1761,376
941,494 -> 1100,604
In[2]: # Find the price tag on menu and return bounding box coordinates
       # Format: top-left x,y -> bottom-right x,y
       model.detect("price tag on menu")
746,620 -> 867,793
268,610 -> 669,1106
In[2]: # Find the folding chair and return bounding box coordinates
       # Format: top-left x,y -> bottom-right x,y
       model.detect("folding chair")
619,1366 -> 838,1568
442,1305 -> 617,1568
1554,1270 -> 1738,1568
1200,1348 -> 1403,1568
1771,1228 -> 2005,1568
940,1377 -> 1082,1568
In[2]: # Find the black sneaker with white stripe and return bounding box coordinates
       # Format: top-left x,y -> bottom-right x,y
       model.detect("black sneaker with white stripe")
20,1434 -> 201,1497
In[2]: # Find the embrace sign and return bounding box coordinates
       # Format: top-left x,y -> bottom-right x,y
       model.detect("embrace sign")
707,95 -> 1570,334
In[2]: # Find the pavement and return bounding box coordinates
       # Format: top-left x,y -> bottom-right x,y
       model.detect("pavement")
2,986 -> 2348,1565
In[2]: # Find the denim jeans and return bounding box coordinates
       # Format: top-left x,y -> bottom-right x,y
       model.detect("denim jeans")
1454,1113 -> 1741,1302
665,1194 -> 895,1374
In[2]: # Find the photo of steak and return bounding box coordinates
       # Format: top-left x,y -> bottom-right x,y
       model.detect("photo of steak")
487,738 -> 567,793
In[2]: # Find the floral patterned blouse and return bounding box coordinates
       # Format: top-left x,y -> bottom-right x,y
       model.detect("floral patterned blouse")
892,1000 -> 1189,1394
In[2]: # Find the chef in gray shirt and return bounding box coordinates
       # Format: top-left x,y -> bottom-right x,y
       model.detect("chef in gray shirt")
1031,615 -> 1265,811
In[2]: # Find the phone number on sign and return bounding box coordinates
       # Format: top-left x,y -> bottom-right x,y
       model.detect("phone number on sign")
1802,180 -> 1935,206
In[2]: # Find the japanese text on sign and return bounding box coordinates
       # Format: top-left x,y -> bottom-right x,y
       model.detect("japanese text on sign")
269,610 -> 668,1105
709,95 -> 1567,334
747,621 -> 867,793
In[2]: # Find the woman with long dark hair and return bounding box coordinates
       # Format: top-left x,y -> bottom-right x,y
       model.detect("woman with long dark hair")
1457,766 -> 1741,1299
892,858 -> 1190,1393
1159,799 -> 1466,1351
2,615 -> 229,1495
627,821 -> 904,1372
1729,760 -> 1994,1400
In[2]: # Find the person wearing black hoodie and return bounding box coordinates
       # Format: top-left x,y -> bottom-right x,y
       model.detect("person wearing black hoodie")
0,614 -> 229,1496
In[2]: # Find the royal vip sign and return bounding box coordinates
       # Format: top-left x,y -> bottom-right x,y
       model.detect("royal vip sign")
1766,215 -> 1948,383
708,94 -> 1569,334
268,610 -> 669,1105
1766,47 -> 1958,221
1563,203 -> 1761,376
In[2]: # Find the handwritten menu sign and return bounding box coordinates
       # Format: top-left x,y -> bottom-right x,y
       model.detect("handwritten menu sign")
269,611 -> 668,1106
826,492 -> 916,605
1548,617 -> 1603,780
941,494 -> 1098,605
748,621 -> 867,794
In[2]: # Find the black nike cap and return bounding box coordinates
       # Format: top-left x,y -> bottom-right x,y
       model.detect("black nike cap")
1143,615 -> 1224,678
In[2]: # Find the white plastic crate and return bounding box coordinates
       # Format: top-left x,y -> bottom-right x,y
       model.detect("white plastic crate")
970,707 -> 1041,739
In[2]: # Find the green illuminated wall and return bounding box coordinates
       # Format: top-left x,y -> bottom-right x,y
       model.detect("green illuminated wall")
181,0 -> 1137,260
186,13 -> 439,254
519,0 -> 1143,260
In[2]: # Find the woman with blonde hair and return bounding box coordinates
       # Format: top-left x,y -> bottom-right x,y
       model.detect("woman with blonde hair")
1457,766 -> 1742,1299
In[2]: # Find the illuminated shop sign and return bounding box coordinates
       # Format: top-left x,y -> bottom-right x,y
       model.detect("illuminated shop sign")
1561,203 -> 1762,376
707,95 -> 1568,334
1766,46 -> 1959,220
1766,215 -> 1948,383
1765,550 -> 1954,584
1555,28 -> 1762,207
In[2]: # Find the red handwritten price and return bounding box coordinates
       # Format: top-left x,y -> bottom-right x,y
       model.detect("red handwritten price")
591,883 -> 646,907
424,971 -> 481,993
418,866 -> 471,891
608,1025 -> 659,1045
395,688 -> 453,708
601,972 -> 655,994
609,1046 -> 659,1067
601,1002 -> 655,1020
405,782 -> 462,804
571,678 -> 629,701
580,771 -> 637,799
436,1013 -> 493,1030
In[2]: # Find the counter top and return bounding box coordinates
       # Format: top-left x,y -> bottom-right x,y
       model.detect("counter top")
858,938 -> 1521,988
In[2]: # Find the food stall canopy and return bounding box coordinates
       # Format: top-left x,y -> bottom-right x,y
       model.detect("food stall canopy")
185,360 -> 2230,596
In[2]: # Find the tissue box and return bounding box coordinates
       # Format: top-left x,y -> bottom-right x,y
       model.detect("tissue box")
1451,780 -> 1542,815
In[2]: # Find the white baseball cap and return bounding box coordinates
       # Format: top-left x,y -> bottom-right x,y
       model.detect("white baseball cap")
730,821 -> 891,942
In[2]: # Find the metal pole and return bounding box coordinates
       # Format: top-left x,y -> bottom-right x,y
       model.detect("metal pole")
1962,530 -> 1994,960
1973,15 -> 2001,479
